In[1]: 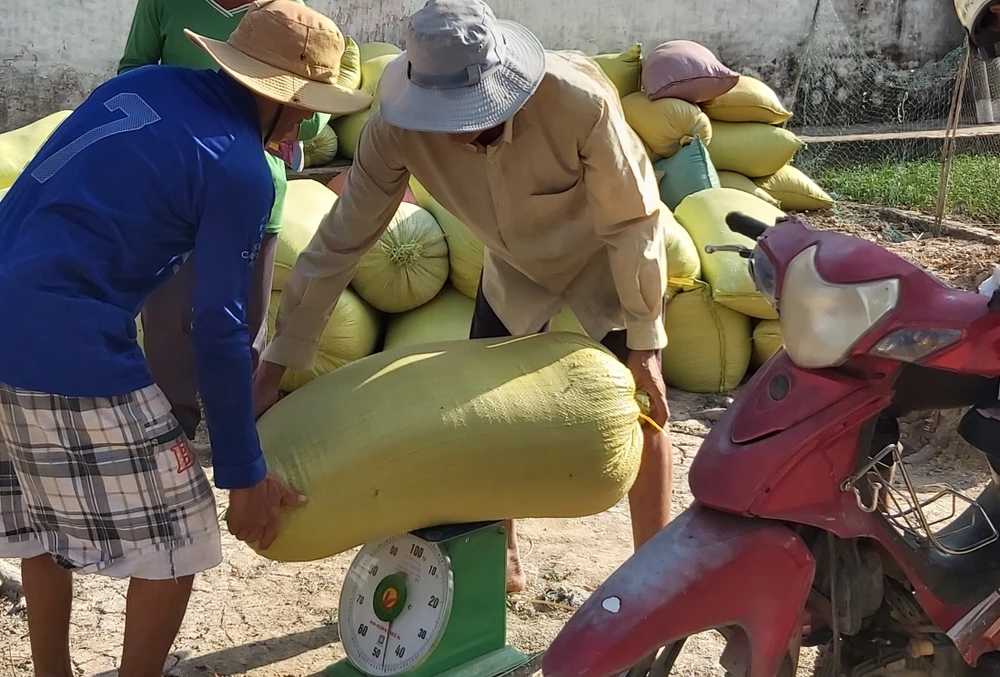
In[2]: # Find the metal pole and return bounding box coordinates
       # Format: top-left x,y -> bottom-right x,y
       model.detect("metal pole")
935,42 -> 972,231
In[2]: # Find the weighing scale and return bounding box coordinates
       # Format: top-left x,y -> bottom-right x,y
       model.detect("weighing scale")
324,521 -> 531,677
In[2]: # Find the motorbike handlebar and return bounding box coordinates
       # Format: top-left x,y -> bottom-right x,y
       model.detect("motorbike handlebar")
726,212 -> 770,241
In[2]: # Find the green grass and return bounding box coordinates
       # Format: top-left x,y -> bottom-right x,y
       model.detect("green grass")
819,154 -> 1000,221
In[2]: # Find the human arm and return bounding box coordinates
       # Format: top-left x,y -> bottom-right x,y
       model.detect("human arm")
194,142 -> 306,546
255,114 -> 410,409
581,97 -> 669,424
118,0 -> 162,74
581,97 -> 668,353
191,144 -> 274,489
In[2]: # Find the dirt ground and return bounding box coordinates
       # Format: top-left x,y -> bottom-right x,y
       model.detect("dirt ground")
0,203 -> 998,677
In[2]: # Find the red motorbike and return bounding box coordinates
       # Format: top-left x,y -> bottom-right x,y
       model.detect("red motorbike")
542,212 -> 1000,676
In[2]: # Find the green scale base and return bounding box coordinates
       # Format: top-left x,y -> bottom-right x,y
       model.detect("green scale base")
324,522 -> 531,677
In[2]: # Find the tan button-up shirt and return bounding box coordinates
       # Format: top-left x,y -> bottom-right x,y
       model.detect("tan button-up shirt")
265,52 -> 667,371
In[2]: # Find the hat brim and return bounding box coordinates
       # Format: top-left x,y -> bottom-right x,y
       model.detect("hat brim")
185,30 -> 373,116
377,19 -> 546,134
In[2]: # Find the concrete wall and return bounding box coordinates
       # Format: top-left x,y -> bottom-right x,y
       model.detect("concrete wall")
0,0 -> 965,132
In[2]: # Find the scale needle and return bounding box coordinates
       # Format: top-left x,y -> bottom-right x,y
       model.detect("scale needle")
383,621 -> 391,670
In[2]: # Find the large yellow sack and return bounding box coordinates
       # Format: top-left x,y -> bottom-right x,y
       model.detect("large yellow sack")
0,110 -> 73,189
662,281 -> 752,393
703,76 -> 793,124
592,44 -> 643,98
621,94 -> 712,158
266,288 -> 382,392
674,187 -> 785,319
717,170 -> 781,208
409,179 -> 485,299
755,165 -> 834,211
383,286 -> 474,350
351,203 -> 449,313
273,180 -> 338,291
253,332 -> 645,561
707,122 -> 804,178
752,319 -> 783,366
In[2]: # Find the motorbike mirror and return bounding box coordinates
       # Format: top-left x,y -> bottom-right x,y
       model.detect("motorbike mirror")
705,244 -> 753,258
726,212 -> 770,241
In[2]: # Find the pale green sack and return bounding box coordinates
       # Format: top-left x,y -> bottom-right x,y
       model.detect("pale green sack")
383,286 -> 474,350
266,288 -> 382,392
351,203 -> 450,313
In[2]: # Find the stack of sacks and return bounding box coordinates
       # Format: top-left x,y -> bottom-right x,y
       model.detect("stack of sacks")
333,42 -> 403,159
661,188 -> 787,392
622,41 -> 737,160
0,110 -> 73,189
700,74 -> 833,211
620,39 -> 832,213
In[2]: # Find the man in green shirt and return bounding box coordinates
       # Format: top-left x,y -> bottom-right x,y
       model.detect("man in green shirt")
118,0 -> 334,459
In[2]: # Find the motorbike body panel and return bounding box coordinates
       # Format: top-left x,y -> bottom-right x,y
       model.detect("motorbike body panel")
542,506 -> 815,677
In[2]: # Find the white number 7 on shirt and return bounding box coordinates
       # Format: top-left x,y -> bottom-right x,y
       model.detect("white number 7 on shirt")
32,92 -> 161,184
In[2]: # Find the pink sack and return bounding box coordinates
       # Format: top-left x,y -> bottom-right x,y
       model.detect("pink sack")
643,41 -> 739,103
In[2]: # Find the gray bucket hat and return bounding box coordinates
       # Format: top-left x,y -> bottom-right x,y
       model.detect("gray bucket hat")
379,0 -> 546,133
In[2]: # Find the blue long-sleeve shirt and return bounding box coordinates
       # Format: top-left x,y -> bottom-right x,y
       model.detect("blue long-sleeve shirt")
0,65 -> 272,489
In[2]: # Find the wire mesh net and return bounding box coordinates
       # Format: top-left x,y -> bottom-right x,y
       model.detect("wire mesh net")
788,0 -> 1000,221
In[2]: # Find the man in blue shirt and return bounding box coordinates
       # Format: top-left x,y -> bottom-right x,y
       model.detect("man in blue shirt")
0,2 -> 369,675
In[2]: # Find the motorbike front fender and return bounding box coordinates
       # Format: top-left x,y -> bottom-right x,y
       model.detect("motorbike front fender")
542,505 -> 816,677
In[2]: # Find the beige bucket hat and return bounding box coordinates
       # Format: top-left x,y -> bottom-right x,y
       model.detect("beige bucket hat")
186,0 -> 372,115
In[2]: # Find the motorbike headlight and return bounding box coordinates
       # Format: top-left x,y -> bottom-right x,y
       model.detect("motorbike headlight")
780,245 -> 900,368
750,247 -> 777,308
871,328 -> 962,363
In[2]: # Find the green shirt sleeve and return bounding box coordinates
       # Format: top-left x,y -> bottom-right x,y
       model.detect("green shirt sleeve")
118,0 -> 163,74
298,113 -> 332,141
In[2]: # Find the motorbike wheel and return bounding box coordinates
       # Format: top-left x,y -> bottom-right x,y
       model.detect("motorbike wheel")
617,630 -> 798,677
618,641 -> 685,677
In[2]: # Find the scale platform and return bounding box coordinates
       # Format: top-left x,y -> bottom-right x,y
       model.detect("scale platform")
324,521 -> 531,677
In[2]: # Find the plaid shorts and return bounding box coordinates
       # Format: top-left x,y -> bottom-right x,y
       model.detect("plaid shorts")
0,383 -> 222,579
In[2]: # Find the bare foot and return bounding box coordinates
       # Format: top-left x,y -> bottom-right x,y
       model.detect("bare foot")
506,550 -> 526,594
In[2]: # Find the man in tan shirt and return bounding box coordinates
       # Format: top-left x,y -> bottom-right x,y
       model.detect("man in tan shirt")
254,0 -> 673,593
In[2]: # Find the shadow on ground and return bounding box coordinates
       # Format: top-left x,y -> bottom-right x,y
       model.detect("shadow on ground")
93,623 -> 340,677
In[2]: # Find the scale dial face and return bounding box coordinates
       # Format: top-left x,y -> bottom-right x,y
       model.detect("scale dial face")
339,534 -> 453,676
